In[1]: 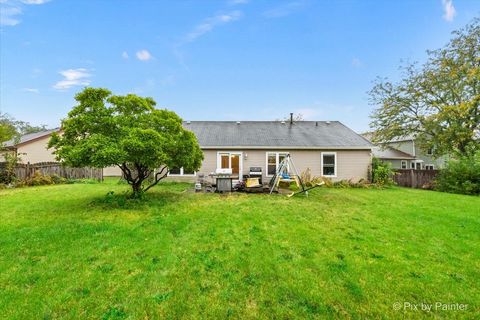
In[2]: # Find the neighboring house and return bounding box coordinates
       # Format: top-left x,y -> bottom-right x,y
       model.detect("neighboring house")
363,133 -> 448,170
2,121 -> 374,182
1,129 -> 59,163
370,146 -> 416,169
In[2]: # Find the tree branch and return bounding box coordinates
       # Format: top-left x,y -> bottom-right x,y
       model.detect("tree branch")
143,166 -> 169,192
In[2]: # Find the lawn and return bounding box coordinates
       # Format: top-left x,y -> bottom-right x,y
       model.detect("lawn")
0,180 -> 479,319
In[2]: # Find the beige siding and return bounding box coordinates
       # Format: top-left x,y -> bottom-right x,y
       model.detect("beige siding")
103,166 -> 122,176
16,136 -> 56,163
178,149 -> 372,183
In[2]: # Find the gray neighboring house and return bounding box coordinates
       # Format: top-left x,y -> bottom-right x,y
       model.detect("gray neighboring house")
166,121 -> 373,182
363,134 -> 448,170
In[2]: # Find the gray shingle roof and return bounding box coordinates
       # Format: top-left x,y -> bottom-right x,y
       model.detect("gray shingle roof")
3,129 -> 58,147
372,146 -> 415,159
184,121 -> 372,149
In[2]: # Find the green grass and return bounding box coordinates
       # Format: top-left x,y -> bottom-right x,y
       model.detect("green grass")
0,180 -> 479,319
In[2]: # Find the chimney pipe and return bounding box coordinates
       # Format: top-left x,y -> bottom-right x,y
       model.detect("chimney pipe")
290,113 -> 293,125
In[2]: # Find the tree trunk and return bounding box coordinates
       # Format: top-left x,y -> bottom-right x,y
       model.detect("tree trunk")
131,180 -> 144,197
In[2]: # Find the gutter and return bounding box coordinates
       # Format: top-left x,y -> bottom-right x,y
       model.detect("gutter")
200,146 -> 373,150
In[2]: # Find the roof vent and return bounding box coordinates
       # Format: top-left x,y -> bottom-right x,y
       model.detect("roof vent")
281,121 -> 286,124
236,121 -> 241,125
326,121 -> 331,125
186,120 -> 191,124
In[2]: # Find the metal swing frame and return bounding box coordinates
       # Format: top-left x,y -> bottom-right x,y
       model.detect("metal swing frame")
269,154 -> 324,197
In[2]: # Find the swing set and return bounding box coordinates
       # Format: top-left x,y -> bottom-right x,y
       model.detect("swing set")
269,154 -> 324,197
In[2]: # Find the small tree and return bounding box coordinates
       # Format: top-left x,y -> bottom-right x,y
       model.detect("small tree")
49,88 -> 203,196
371,157 -> 395,186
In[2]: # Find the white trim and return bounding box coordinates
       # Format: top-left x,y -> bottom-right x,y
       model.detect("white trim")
425,164 -> 435,170
401,160 -> 407,169
321,152 -> 337,178
216,151 -> 243,180
167,167 -> 196,177
265,151 -> 290,177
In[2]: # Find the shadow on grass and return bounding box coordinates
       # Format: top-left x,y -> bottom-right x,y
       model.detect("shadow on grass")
88,188 -> 185,211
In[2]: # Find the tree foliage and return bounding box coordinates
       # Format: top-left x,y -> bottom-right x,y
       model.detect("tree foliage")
0,112 -> 48,145
435,151 -> 480,195
369,18 -> 480,157
371,157 -> 395,186
48,88 -> 203,196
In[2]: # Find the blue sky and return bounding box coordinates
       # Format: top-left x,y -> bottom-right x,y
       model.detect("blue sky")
0,0 -> 478,132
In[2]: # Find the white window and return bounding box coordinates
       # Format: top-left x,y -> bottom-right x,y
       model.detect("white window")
427,148 -> 433,156
321,152 -> 337,177
401,160 -> 407,169
266,152 -> 289,176
425,164 -> 434,170
168,167 -> 196,176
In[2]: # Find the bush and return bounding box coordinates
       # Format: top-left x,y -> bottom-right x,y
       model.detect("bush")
0,152 -> 19,184
300,168 -> 333,187
300,169 -> 374,189
371,158 -> 395,186
24,171 -> 54,186
435,152 -> 480,195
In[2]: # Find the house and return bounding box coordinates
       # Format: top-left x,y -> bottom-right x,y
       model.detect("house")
363,134 -> 448,170
2,121 -> 373,181
1,129 -> 59,163
169,121 -> 373,182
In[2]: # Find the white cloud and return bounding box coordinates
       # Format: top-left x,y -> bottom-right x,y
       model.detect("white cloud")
1,0 -> 49,26
136,49 -> 152,61
263,1 -> 305,18
0,0 -> 50,26
22,88 -> 39,93
1,6 -> 22,26
122,51 -> 129,59
53,68 -> 92,90
228,0 -> 249,5
173,10 -> 243,68
184,11 -> 243,43
21,0 -> 49,4
442,0 -> 456,22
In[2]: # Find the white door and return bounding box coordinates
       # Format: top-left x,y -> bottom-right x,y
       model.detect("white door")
217,152 -> 243,181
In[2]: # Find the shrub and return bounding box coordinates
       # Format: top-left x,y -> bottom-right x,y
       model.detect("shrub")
435,152 -> 480,195
0,152 -> 19,184
300,168 -> 332,187
24,171 -> 54,186
371,158 -> 395,186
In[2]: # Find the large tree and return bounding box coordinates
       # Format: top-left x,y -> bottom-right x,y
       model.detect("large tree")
369,18 -> 480,157
49,88 -> 203,196
0,112 -> 47,145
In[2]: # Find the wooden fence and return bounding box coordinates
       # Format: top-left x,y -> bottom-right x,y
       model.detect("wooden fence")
0,162 -> 103,181
393,169 -> 439,189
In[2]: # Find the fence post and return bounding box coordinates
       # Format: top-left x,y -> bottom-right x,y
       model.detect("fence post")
410,169 -> 415,188
26,162 -> 31,179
